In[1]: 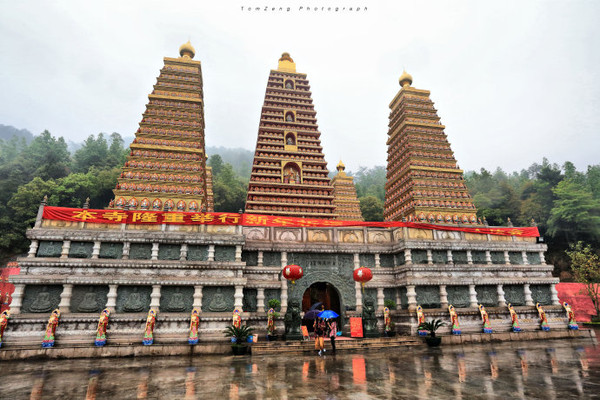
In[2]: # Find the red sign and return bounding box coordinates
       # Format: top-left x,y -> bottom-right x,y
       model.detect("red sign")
350,317 -> 364,338
41,206 -> 540,237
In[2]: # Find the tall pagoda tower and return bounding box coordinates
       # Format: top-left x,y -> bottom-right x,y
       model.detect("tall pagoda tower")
383,71 -> 477,224
331,161 -> 364,221
111,42 -> 213,212
245,53 -> 336,219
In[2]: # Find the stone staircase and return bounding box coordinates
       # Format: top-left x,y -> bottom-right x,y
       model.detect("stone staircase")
251,335 -> 423,355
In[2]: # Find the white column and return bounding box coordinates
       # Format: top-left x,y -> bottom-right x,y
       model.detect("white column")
207,245 -> 215,261
395,289 -> 402,309
122,242 -> 130,260
180,243 -> 188,261
406,285 -> 417,312
521,251 -> 528,265
550,284 -> 560,305
353,253 -> 360,269
467,250 -> 473,265
27,240 -> 39,258
426,250 -> 433,265
58,284 -> 73,313
280,251 -> 288,267
504,250 -> 510,265
439,285 -> 448,308
524,284 -> 534,306
280,252 -> 288,313
235,245 -> 242,262
375,253 -> 380,268
485,250 -> 492,265
468,284 -> 478,308
192,285 -> 203,310
354,253 -> 362,311
106,284 -> 118,312
540,251 -> 546,265
257,251 -> 264,267
377,287 -> 385,312
497,284 -> 506,307
234,285 -> 244,311
60,240 -> 71,259
404,249 -> 412,265
257,288 -> 265,313
9,284 -> 25,314
447,250 -> 453,265
91,241 -> 101,259
151,243 -> 159,260
150,285 -> 161,310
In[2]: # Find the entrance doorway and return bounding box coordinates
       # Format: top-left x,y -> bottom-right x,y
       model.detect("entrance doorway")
301,282 -> 342,332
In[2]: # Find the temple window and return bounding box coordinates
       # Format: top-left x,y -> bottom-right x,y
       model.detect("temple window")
285,80 -> 295,90
285,112 -> 295,122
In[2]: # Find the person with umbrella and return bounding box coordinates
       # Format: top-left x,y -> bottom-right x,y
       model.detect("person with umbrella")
319,309 -> 339,355
313,313 -> 326,356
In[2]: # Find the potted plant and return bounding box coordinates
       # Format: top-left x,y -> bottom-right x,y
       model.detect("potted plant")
223,325 -> 254,355
384,299 -> 397,310
385,321 -> 397,337
418,319 -> 446,347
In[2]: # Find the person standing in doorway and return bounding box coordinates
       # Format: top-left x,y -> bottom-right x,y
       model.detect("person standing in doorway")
327,318 -> 337,355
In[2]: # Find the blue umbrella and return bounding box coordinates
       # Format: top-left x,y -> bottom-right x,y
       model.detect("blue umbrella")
318,310 -> 339,319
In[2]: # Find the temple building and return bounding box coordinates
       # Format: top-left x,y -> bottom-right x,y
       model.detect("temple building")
111,41 -> 212,212
331,161 -> 364,221
245,53 -> 336,219
383,71 -> 477,224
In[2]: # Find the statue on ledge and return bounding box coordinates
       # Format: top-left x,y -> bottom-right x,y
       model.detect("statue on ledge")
42,309 -> 60,348
284,299 -> 302,340
0,310 -> 9,348
188,308 -> 200,345
362,297 -> 379,338
143,309 -> 157,345
95,308 -> 110,347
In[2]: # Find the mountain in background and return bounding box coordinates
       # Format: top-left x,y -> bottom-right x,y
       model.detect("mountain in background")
0,124 -> 34,143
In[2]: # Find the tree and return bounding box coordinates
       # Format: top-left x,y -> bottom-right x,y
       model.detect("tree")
72,133 -> 109,172
566,242 -> 600,321
359,196 -> 383,221
208,155 -> 246,212
21,130 -> 70,180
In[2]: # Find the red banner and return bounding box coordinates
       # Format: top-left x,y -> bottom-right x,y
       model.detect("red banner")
42,206 -> 540,237
350,317 -> 364,338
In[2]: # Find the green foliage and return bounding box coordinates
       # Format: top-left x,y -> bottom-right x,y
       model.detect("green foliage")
223,324 -> 254,343
548,180 -> 600,243
384,299 -> 397,309
359,196 -> 384,221
566,242 -> 600,318
267,299 -> 281,310
354,166 -> 386,202
418,319 -> 446,338
209,154 -> 247,212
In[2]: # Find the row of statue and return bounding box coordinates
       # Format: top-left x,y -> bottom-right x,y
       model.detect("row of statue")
414,302 -> 579,335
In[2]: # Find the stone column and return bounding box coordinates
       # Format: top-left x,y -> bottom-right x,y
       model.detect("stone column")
192,285 -> 203,310
497,284 -> 506,307
540,251 -> 546,265
207,245 -> 215,261
91,241 -> 101,259
404,249 -> 412,265
354,254 -> 362,312
106,284 -> 118,312
150,285 -> 161,310
426,250 -> 433,265
27,240 -> 39,258
234,285 -> 244,311
60,240 -> 71,259
353,253 -> 360,269
485,250 -> 492,265
466,250 -> 473,265
58,283 -> 73,313
406,285 -> 417,312
122,242 -> 130,260
180,243 -> 188,261
447,250 -> 453,265
396,289 -> 402,310
9,284 -> 25,314
235,245 -> 242,262
468,284 -> 478,308
257,251 -> 264,267
377,287 -> 385,312
257,288 -> 265,313
550,284 -> 560,305
439,285 -> 448,308
374,253 -> 380,268
151,243 -> 159,261
523,284 -> 534,306
521,251 -> 528,265
280,280 -> 288,314
281,251 -> 288,267
503,250 -> 510,265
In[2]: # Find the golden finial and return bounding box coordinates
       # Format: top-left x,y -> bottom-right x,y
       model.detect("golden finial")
336,160 -> 345,171
278,52 -> 296,73
179,41 -> 195,59
399,69 -> 413,88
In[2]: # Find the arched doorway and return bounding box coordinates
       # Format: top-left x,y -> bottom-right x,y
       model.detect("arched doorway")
302,282 -> 342,332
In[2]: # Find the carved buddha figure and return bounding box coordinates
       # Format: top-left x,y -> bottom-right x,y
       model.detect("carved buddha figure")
208,288 -> 229,312
123,287 -> 145,312
166,287 -> 186,312
30,286 -> 53,313
78,287 -> 99,312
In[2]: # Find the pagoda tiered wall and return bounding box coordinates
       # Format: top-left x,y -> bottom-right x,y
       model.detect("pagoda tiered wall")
384,76 -> 477,224
332,162 -> 363,221
112,48 -> 210,213
245,54 -> 336,219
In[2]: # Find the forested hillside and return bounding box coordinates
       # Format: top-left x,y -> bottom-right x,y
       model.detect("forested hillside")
1,126 -> 599,278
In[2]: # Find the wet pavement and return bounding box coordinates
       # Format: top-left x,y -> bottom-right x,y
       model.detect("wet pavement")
0,336 -> 599,399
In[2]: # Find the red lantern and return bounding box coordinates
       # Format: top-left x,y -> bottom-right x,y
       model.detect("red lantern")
353,267 -> 373,291
282,264 -> 304,284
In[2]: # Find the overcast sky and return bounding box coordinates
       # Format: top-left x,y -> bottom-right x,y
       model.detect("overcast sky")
0,1 -> 598,173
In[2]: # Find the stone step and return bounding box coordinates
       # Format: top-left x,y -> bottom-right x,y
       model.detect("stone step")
251,336 -> 423,355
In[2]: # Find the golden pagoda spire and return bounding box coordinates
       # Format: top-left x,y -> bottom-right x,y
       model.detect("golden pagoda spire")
277,52 -> 296,73
179,41 -> 195,59
399,69 -> 413,88
336,160 -> 347,176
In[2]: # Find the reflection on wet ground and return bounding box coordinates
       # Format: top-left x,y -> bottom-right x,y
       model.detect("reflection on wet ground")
0,338 -> 599,399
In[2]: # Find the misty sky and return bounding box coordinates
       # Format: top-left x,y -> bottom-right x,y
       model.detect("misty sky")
0,1 -> 598,173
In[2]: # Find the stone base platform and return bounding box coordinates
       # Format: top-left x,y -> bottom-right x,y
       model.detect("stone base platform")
252,336 -> 423,355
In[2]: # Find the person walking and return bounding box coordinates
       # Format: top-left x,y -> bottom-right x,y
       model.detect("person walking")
313,317 -> 326,356
327,318 -> 337,355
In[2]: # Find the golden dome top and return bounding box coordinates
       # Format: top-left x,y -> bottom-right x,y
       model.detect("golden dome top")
179,41 -> 195,59
399,69 -> 413,88
277,52 -> 296,73
336,160 -> 346,171
279,52 -> 294,63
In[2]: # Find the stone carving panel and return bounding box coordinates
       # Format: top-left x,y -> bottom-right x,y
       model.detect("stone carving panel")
36,241 -> 62,258
129,243 -> 152,260
471,251 -> 487,264
398,287 -> 408,309
308,229 -> 330,242
490,235 -> 511,242
395,253 -> 405,266
214,246 -> 236,262
160,286 -> 194,313
504,285 -> 525,306
416,286 -> 440,309
509,252 -> 523,265
243,288 -> 257,312
116,286 -> 151,313
432,250 -> 448,264
263,252 -> 281,267
447,286 -> 470,308
437,230 -> 462,240
490,251 -> 505,264
452,251 -> 468,264
68,241 -> 94,258
241,251 -> 258,266
475,285 -> 497,307
22,285 -> 62,313
464,232 -> 486,241
393,229 -> 403,241
368,231 -> 390,244
275,228 -> 301,242
99,242 -> 123,259
527,252 -> 541,265
341,230 -> 363,243
379,254 -> 395,268
158,244 -> 181,260
359,254 -> 375,268
530,285 -> 551,305
206,225 -> 236,235
202,286 -> 235,312
286,253 -> 356,311
245,228 -> 267,241
408,229 -> 433,240
187,245 -> 208,261
411,250 -> 428,265
264,289 -> 281,311
71,285 -> 109,313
